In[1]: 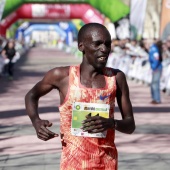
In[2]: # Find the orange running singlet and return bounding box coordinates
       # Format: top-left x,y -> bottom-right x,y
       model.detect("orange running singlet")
59,65 -> 118,170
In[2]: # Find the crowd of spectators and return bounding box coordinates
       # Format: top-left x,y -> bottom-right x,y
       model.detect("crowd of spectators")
107,37 -> 170,96
110,37 -> 170,61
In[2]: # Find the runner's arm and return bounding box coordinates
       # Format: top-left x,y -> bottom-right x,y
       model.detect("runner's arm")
25,69 -> 57,123
115,70 -> 135,134
25,68 -> 62,140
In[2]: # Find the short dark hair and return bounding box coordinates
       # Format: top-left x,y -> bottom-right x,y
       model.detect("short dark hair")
78,23 -> 109,44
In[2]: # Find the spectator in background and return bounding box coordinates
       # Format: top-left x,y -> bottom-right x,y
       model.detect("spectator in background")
1,39 -> 16,80
162,40 -> 170,60
149,40 -> 163,104
165,36 -> 170,55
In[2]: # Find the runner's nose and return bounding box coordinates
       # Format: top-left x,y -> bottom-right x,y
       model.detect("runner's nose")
100,44 -> 107,52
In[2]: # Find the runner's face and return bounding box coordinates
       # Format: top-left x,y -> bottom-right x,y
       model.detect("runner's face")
83,27 -> 111,69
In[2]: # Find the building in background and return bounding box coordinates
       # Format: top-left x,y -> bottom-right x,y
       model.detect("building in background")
160,0 -> 170,40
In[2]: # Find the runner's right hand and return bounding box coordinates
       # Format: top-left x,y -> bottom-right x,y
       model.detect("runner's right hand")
32,119 -> 58,141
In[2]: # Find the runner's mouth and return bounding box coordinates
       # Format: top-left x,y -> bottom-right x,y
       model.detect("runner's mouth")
97,56 -> 107,62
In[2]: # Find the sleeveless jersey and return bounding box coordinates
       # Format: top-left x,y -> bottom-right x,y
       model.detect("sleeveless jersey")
59,65 -> 117,170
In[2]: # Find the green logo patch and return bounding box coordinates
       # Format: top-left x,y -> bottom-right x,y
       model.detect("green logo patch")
76,105 -> 80,110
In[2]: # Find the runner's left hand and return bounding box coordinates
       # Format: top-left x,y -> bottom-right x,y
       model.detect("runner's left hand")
81,115 -> 115,133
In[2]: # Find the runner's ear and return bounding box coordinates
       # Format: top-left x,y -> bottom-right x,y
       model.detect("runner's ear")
78,42 -> 84,52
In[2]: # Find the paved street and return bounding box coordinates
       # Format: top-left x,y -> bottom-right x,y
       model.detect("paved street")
0,47 -> 170,170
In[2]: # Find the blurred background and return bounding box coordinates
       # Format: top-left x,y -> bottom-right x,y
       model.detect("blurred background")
0,0 -> 170,170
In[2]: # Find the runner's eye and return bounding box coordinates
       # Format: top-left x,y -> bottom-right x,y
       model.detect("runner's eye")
93,41 -> 102,46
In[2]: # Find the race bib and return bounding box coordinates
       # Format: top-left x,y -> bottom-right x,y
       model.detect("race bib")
71,102 -> 110,138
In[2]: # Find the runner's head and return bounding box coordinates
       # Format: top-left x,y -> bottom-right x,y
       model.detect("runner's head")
78,23 -> 111,69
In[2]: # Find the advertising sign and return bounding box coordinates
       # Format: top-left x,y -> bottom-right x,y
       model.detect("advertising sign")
32,4 -> 71,18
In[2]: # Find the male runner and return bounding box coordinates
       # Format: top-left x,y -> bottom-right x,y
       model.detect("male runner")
25,23 -> 135,170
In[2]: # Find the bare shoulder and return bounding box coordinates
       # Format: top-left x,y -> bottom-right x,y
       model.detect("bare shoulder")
49,66 -> 70,79
106,68 -> 127,89
114,69 -> 126,82
42,66 -> 70,87
106,68 -> 126,82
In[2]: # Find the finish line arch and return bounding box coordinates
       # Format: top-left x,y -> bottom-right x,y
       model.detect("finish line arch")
16,22 -> 78,45
2,0 -> 130,23
0,3 -> 104,37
